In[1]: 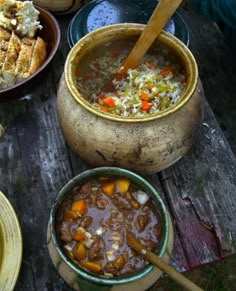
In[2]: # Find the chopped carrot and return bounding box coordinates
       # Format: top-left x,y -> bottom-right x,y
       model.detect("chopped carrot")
160,66 -> 172,77
79,261 -> 101,273
144,60 -> 154,69
141,101 -> 151,111
72,229 -> 86,241
140,91 -> 148,101
101,180 -> 115,197
103,97 -> 115,107
110,48 -> 119,56
117,179 -> 130,193
71,199 -> 87,216
114,255 -> 126,270
63,210 -> 79,221
73,242 -> 86,260
101,106 -> 108,112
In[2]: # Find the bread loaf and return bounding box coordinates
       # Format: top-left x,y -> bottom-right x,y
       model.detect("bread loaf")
0,0 -> 47,89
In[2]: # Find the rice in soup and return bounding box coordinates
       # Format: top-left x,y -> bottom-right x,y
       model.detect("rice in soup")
75,38 -> 187,117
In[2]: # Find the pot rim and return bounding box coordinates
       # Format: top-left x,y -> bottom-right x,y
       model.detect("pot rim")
65,23 -> 198,123
49,166 -> 170,285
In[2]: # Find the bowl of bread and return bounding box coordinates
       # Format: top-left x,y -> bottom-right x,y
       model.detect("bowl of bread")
0,0 -> 60,102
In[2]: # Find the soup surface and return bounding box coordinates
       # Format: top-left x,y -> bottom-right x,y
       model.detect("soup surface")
56,176 -> 162,278
75,39 -> 187,117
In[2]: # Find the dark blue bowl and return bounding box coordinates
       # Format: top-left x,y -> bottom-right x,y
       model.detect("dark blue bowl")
67,0 -> 189,48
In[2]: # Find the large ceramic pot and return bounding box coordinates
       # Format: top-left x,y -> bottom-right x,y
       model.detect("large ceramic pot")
47,167 -> 173,291
57,23 -> 203,175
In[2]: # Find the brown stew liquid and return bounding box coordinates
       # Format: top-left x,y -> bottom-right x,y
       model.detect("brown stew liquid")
56,176 -> 163,278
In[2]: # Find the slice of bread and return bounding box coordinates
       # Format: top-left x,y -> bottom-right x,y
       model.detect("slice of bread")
1,31 -> 21,87
28,36 -> 46,76
0,27 -> 11,70
15,36 -> 35,80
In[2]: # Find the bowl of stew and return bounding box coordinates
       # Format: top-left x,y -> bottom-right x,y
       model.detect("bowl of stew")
47,167 -> 173,290
57,23 -> 203,174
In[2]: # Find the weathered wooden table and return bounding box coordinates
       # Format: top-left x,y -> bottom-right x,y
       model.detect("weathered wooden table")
0,7 -> 236,291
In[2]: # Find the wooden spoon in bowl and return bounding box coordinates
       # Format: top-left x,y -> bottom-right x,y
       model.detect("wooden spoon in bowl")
102,0 -> 183,92
126,230 -> 204,291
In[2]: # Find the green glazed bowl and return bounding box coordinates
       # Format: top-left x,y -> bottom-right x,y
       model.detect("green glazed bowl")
47,167 -> 173,290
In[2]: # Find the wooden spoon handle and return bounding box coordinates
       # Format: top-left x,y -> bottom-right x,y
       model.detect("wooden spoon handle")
120,0 -> 183,73
143,250 -> 203,291
126,230 -> 203,291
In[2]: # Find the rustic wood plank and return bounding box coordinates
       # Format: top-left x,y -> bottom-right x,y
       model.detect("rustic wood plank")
160,96 -> 236,270
145,174 -> 190,273
179,8 -> 236,155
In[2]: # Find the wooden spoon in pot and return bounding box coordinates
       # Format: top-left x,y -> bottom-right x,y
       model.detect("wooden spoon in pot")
102,0 -> 183,92
126,230 -> 204,291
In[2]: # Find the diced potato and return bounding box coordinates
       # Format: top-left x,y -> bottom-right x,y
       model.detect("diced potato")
114,255 -> 126,270
101,181 -> 115,197
117,178 -> 130,193
71,199 -> 87,215
84,238 -> 94,248
106,250 -> 115,261
79,260 -> 101,273
73,242 -> 86,260
63,210 -> 79,221
111,242 -> 119,250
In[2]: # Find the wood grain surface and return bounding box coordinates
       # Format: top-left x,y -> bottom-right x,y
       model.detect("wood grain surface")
0,9 -> 236,291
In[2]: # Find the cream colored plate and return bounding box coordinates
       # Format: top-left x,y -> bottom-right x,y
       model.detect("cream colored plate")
0,191 -> 22,291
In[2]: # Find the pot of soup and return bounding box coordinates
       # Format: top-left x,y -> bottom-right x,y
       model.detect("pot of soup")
47,167 -> 173,290
57,23 -> 203,175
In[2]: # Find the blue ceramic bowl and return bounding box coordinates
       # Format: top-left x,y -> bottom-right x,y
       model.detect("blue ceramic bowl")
47,167 -> 173,290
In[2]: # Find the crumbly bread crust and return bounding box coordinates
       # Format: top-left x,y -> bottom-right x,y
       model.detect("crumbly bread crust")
28,36 -> 46,76
16,36 -> 35,80
0,31 -> 20,87
0,26 -> 11,70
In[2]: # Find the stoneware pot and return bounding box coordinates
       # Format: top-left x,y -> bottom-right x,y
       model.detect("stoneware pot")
57,23 -> 203,175
47,167 -> 173,291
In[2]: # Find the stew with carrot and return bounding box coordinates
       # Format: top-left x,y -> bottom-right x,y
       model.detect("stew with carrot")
56,176 -> 163,278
